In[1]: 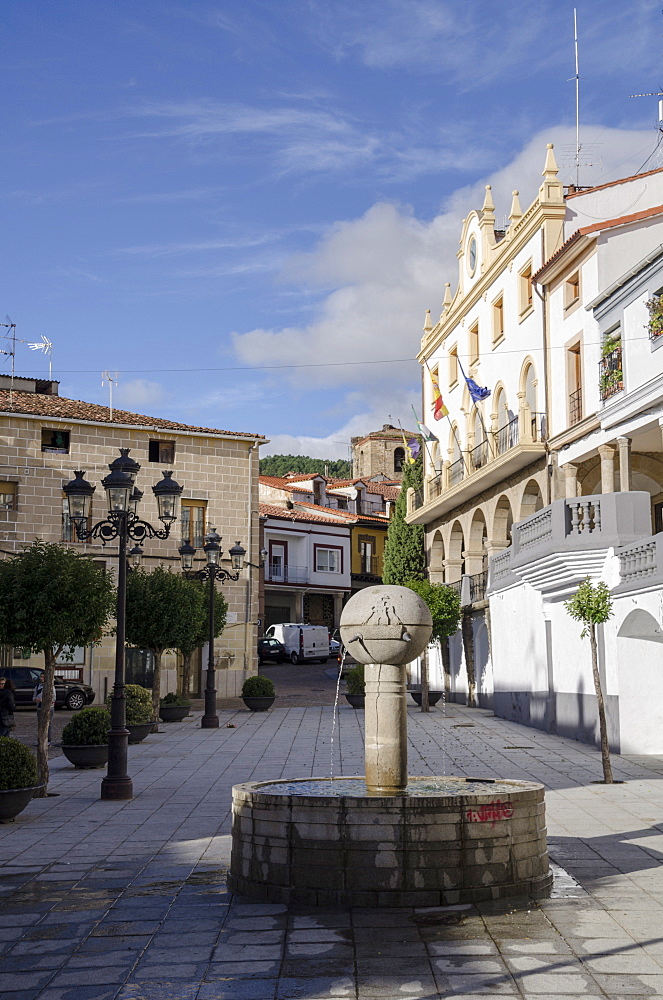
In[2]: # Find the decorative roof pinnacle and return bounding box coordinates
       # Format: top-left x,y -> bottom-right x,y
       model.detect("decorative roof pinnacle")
423,309 -> 433,333
509,190 -> 522,223
481,184 -> 495,216
542,142 -> 559,179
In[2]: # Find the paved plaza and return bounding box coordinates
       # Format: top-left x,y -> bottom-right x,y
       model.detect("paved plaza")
3,699 -> 663,999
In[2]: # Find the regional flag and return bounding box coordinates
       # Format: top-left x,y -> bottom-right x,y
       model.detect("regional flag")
429,368 -> 448,420
416,419 -> 437,442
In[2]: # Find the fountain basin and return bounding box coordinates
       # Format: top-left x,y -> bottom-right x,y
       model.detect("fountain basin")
228,776 -> 551,907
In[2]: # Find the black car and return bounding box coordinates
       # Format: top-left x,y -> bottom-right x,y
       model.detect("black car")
0,666 -> 95,711
258,638 -> 286,664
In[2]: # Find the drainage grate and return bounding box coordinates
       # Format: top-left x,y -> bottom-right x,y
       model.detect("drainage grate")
452,724 -> 476,728
504,746 -> 534,750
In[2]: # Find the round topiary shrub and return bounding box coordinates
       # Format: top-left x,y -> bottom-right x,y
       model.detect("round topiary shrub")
160,692 -> 191,707
242,675 -> 275,699
345,665 -> 365,696
0,738 -> 38,790
62,707 -> 111,746
106,684 -> 152,724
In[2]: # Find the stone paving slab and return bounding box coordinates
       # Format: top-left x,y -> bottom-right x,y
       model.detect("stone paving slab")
2,702 -> 663,998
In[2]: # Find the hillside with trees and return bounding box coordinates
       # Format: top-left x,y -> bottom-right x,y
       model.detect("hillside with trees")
260,454 -> 352,478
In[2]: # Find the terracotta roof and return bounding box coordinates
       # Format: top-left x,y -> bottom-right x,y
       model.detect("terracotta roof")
259,475 -> 314,493
565,165 -> 663,199
281,472 -> 323,482
0,390 -> 264,439
295,501 -> 389,524
365,482 -> 400,499
258,502 -> 351,526
533,203 -> 663,283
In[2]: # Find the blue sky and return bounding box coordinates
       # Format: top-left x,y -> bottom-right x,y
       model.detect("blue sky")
2,1 -> 661,457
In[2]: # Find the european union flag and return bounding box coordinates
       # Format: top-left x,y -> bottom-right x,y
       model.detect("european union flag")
465,376 -> 491,404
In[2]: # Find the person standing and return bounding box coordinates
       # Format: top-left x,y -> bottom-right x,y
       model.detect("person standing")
33,672 -> 54,743
0,677 -> 16,737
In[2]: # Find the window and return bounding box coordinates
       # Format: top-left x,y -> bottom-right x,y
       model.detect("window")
41,428 -> 69,453
0,482 -> 16,510
336,496 -> 348,510
492,295 -> 504,345
358,534 -> 376,574
315,547 -> 341,573
449,345 -> 459,387
567,342 -> 582,425
565,272 -> 580,309
181,499 -> 207,548
149,440 -> 175,463
468,323 -> 479,364
394,448 -> 405,472
519,263 -> 533,315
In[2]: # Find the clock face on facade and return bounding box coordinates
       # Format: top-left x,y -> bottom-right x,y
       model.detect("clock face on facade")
468,236 -> 477,274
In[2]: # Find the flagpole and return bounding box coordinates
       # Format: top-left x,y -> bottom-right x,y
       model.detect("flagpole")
423,362 -> 471,476
410,404 -> 437,474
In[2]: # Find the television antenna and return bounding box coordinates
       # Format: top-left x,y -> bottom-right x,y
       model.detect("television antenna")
102,371 -> 119,421
28,335 -> 53,379
0,317 -> 30,379
629,89 -> 663,170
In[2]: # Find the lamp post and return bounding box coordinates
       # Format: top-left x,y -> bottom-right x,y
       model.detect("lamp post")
178,530 -> 245,728
63,449 -> 183,800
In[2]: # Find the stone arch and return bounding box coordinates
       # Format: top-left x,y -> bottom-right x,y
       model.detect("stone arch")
429,530 -> 445,583
519,357 -> 538,412
519,478 -> 545,519
466,508 -> 489,574
449,422 -> 462,460
618,609 -> 663,643
491,494 -> 514,550
446,520 -> 465,582
394,447 -> 405,472
471,407 -> 487,468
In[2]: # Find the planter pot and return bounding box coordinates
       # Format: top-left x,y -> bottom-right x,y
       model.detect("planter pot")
410,691 -> 443,707
62,744 -> 109,769
0,785 -> 44,823
159,705 -> 190,723
127,723 -> 153,744
242,696 -> 275,712
344,693 -> 365,709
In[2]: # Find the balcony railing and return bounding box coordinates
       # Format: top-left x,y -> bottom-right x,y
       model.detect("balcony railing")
496,414 -> 519,454
468,569 -> 488,603
410,404 -> 547,515
266,563 -> 308,584
357,555 -> 379,576
488,491 -> 652,595
470,438 -> 489,470
569,387 -> 583,425
599,347 -> 624,401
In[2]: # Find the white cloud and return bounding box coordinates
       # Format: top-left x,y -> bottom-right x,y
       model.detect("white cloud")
234,125 -> 655,454
115,379 -> 164,409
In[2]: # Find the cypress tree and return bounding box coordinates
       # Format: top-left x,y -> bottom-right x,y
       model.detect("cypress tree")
382,457 -> 425,585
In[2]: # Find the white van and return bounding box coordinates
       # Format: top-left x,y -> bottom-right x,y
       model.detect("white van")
265,624 -> 330,664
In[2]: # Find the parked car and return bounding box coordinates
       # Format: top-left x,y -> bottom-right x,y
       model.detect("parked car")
264,624 -> 330,664
0,666 -> 95,711
258,637 -> 287,665
329,637 -> 341,655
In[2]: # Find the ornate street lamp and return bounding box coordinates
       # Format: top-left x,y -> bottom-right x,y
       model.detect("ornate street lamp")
63,448 -> 183,801
178,530 -> 246,728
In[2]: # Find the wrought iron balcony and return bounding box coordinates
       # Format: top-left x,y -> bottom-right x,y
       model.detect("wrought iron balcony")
266,563 -> 308,584
599,346 -> 624,401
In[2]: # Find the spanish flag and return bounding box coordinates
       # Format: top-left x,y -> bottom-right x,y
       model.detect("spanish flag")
429,368 -> 448,420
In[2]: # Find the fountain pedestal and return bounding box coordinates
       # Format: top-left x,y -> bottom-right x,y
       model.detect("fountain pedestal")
228,586 -> 552,907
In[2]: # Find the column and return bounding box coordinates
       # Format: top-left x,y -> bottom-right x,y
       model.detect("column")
598,443 -> 616,494
333,592 -> 344,631
364,662 -> 407,794
617,436 -> 632,492
562,463 -> 578,499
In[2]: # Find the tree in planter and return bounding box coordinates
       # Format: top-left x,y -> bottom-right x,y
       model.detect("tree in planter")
0,542 -> 115,794
125,567 -> 227,722
383,457 -> 425,587
177,580 -> 227,699
564,579 -> 615,783
405,580 -> 462,711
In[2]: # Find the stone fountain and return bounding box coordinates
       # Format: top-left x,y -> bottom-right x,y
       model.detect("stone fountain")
228,586 -> 551,907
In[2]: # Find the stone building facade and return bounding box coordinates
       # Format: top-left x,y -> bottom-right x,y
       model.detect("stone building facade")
351,424 -> 418,480
0,378 -> 264,700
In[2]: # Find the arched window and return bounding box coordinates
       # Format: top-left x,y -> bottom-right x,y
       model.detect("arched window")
394,447 -> 405,472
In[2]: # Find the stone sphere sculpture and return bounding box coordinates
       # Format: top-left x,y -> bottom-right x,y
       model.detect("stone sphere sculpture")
339,585 -> 432,665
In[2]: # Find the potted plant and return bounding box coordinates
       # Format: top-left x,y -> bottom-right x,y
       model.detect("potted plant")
646,293 -> 663,341
107,684 -> 153,743
159,692 -> 191,723
61,707 -> 110,768
344,665 -> 365,709
241,675 -> 275,712
0,738 -> 42,822
410,690 -> 443,707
